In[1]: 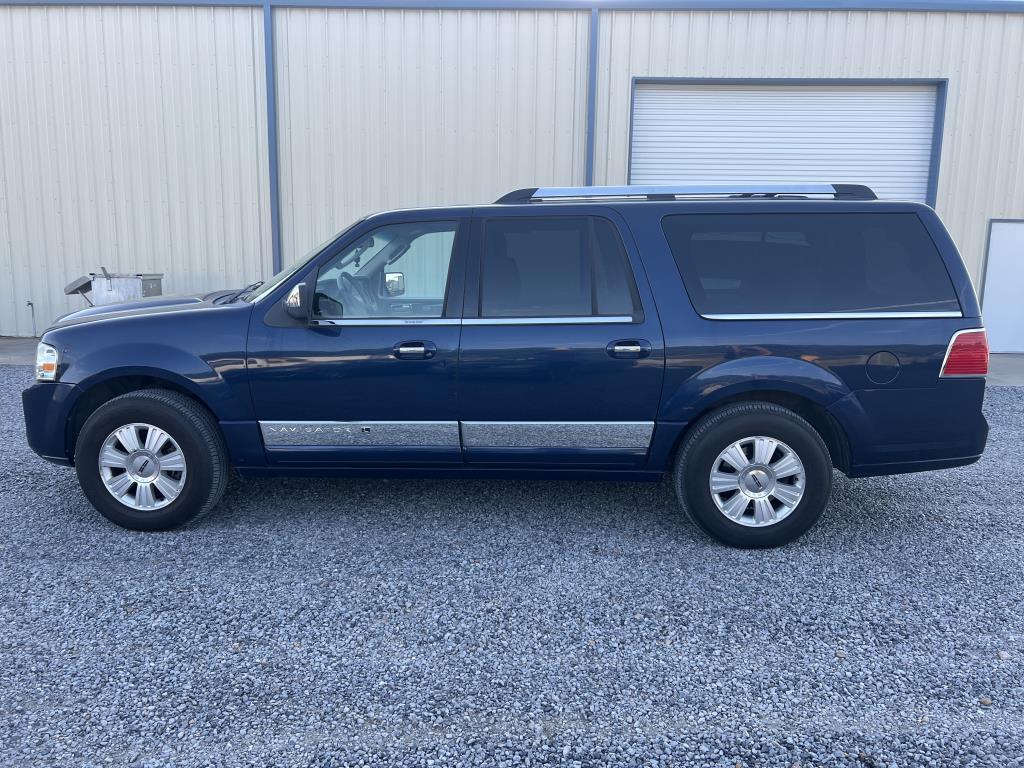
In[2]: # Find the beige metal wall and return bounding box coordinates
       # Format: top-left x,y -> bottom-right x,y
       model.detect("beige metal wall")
594,9 -> 1024,286
0,4 -> 272,337
274,7 -> 590,264
1,5 -> 1021,335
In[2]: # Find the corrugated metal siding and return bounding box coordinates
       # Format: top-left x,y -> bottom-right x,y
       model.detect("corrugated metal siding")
274,8 -> 589,264
630,83 -> 937,201
0,5 -> 271,336
1,6 -> 1021,335
596,9 -> 1024,283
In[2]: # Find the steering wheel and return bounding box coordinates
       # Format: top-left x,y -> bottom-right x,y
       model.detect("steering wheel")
337,272 -> 374,316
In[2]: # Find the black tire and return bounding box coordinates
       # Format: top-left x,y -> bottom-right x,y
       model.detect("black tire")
673,402 -> 832,548
74,389 -> 229,531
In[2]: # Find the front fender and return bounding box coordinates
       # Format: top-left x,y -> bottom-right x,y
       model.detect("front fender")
660,355 -> 852,422
70,348 -> 249,423
44,306 -> 253,422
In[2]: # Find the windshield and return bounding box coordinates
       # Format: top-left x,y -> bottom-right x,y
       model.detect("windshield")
245,221 -> 363,303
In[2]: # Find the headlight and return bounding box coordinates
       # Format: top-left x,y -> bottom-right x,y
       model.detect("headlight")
36,343 -> 59,381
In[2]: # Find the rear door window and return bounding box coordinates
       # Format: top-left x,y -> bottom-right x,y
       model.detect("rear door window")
661,212 -> 961,316
480,216 -> 640,319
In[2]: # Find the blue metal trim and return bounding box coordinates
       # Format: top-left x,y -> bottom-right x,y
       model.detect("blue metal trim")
263,0 -> 284,274
629,77 -> 949,204
584,8 -> 599,186
926,79 -> 947,207
7,0 -> 1024,11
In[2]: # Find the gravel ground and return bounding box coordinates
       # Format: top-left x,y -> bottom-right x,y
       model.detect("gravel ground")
1,365 -> 1022,767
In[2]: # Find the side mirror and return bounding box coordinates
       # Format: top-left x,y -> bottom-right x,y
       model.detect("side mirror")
384,271 -> 406,298
284,282 -> 310,321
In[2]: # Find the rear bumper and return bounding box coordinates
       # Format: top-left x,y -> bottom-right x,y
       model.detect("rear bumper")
833,379 -> 989,478
22,382 -> 78,466
847,449 -> 985,478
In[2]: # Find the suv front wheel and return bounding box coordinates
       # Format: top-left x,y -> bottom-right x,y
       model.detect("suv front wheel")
74,389 -> 228,530
674,402 -> 833,548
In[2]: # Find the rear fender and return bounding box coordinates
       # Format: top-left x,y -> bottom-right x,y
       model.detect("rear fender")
649,356 -> 854,470
661,356 -> 852,421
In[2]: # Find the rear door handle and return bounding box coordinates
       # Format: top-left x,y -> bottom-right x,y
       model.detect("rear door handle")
607,339 -> 652,359
393,340 -> 437,359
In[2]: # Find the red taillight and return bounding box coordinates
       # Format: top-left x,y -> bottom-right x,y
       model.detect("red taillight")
940,328 -> 989,377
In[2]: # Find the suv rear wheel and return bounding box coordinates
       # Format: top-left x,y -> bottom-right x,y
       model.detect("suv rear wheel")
674,402 -> 832,548
74,389 -> 228,530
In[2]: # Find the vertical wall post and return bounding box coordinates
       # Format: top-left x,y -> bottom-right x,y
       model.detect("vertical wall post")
263,0 -> 283,274
584,7 -> 599,186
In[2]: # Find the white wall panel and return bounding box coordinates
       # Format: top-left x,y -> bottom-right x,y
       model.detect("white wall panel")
595,10 -> 1024,283
274,7 -> 589,264
982,221 -> 1024,353
0,5 -> 271,336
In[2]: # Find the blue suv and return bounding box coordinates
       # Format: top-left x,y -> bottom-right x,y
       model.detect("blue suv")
22,184 -> 989,547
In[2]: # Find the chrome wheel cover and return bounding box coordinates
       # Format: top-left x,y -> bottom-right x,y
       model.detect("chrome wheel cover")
98,423 -> 187,510
709,435 -> 805,528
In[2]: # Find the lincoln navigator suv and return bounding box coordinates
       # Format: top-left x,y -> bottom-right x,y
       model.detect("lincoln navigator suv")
22,184 -> 990,547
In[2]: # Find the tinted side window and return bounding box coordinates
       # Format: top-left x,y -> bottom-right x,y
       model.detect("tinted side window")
661,213 -> 961,316
480,216 -> 640,318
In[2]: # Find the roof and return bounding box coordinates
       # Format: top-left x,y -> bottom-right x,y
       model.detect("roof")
8,0 -> 1024,12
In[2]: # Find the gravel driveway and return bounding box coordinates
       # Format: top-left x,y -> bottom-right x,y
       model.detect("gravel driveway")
1,364 -> 1022,767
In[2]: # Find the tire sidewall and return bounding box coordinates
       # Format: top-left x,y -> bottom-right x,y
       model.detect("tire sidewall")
679,409 -> 832,548
75,396 -> 217,531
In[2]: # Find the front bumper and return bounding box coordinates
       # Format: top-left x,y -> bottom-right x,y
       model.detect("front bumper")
22,382 -> 78,466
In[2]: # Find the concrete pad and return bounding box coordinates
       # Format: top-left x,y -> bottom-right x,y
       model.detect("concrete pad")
989,353 -> 1024,387
0,337 -> 36,366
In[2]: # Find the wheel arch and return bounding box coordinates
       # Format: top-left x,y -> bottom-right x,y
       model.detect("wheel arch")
669,389 -> 851,474
67,370 -> 221,461
659,357 -> 855,474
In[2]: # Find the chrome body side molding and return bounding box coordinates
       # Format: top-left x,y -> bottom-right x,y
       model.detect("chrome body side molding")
259,421 -> 656,450
460,421 -> 654,449
260,421 -> 461,447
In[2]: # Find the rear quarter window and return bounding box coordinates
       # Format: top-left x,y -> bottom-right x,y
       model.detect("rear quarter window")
661,212 -> 961,316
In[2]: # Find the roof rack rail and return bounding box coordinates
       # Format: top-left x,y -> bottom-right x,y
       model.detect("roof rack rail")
494,183 -> 877,203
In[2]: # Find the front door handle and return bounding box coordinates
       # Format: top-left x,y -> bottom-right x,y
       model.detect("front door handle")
607,339 -> 652,359
393,340 -> 437,359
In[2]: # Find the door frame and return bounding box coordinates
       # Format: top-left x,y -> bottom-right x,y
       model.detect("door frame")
979,217 -> 1024,354
246,208 -> 471,465
978,217 -> 1024,307
455,203 -> 667,467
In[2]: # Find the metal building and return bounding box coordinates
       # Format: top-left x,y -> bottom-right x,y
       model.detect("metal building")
1,0 -> 1023,350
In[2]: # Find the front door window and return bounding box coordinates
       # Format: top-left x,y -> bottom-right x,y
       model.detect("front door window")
312,221 -> 458,320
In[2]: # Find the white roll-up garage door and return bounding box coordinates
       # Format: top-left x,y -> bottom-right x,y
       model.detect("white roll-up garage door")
629,83 -> 938,202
